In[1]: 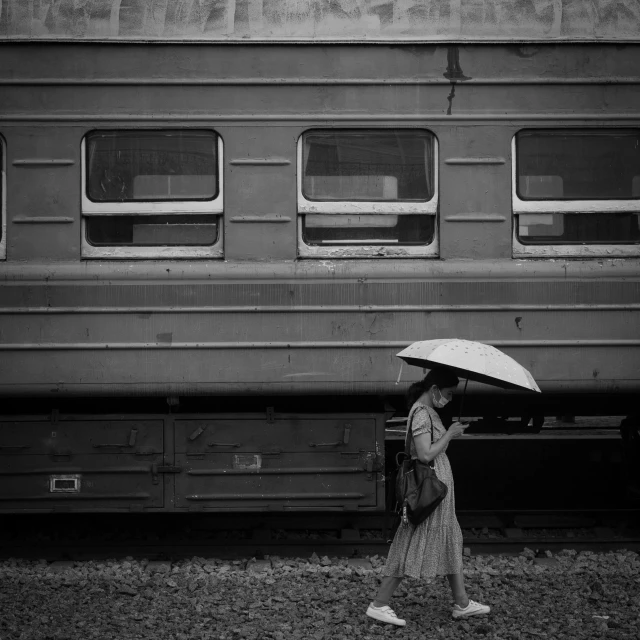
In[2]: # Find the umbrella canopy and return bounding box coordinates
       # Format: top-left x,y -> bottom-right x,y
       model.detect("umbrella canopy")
396,339 -> 541,393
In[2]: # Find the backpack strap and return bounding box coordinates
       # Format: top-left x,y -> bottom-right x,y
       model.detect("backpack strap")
404,404 -> 434,461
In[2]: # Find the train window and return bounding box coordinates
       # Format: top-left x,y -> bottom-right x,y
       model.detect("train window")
513,130 -> 640,257
0,136 -> 5,260
81,131 -> 223,259
297,130 -> 438,257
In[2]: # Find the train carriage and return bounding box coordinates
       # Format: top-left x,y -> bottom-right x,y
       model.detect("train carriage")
0,0 -> 639,514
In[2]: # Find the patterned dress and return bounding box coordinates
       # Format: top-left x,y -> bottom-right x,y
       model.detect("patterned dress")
383,402 -> 463,579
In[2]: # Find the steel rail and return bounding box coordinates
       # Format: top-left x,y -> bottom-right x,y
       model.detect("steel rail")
0,508 -> 638,560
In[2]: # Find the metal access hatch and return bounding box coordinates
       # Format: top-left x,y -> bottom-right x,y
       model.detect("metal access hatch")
0,418 -> 164,512
174,414 -> 385,511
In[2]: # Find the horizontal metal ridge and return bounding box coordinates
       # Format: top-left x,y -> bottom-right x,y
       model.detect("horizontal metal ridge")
1,304 -> 638,314
0,259 -> 638,280
0,467 -> 150,475
2,78 -> 640,86
229,215 -> 291,223
188,467 -> 363,475
12,159 -> 75,166
186,492 -> 365,500
3,36 -> 640,44
444,215 -> 507,222
229,158 -> 291,165
12,216 -> 74,224
1,339 -> 638,351
2,113 -> 639,122
0,493 -> 151,500
445,157 -> 506,165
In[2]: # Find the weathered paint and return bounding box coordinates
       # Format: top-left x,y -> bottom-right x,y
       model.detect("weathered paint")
1,0 -> 639,41
0,42 -> 638,399
0,274 -> 638,395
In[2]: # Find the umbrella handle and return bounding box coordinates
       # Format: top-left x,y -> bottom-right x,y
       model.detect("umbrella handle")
395,361 -> 404,385
458,378 -> 469,422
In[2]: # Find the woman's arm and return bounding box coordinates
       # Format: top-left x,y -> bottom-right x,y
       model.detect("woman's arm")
413,422 -> 468,463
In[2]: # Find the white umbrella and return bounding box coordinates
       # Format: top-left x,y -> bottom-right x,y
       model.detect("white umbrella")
396,339 -> 541,393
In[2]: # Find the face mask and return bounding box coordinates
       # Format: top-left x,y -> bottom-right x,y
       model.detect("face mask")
433,387 -> 449,408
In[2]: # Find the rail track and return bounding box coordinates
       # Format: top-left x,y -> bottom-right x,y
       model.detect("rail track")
1,509 -> 638,561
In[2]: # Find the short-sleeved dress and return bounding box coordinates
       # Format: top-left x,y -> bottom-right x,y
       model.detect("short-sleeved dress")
382,402 -> 463,579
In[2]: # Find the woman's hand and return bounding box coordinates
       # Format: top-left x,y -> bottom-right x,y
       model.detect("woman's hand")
447,421 -> 469,439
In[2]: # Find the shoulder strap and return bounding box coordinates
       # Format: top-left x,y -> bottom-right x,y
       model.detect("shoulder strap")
404,405 -> 434,456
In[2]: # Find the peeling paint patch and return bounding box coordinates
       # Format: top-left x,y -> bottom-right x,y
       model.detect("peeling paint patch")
446,84 -> 456,116
156,332 -> 173,344
443,46 -> 469,116
515,316 -> 523,330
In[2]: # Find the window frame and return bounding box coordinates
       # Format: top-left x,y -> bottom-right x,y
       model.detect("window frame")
81,131 -> 224,259
297,129 -> 439,258
512,131 -> 640,258
0,136 -> 5,260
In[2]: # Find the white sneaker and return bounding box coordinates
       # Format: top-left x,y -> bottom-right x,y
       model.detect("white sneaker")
366,603 -> 407,626
452,599 -> 490,619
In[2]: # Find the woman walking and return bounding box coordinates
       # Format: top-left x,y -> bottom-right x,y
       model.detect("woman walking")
366,366 -> 490,627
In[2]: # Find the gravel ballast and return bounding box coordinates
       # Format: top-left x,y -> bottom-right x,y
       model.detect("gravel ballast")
1,550 -> 639,640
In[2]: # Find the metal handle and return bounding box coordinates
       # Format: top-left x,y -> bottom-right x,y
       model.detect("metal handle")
0,445 -> 31,450
207,442 -> 241,448
189,426 -> 205,441
93,428 -> 138,448
309,424 -> 352,448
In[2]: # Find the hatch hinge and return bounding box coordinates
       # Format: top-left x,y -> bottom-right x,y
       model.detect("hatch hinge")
363,453 -> 384,479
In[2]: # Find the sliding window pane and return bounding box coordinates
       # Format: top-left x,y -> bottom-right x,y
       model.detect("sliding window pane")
517,130 -> 640,200
303,130 -> 434,202
517,212 -> 640,245
86,131 -> 218,202
86,215 -> 218,246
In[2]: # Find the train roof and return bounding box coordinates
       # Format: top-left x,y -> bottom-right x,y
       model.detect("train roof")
1,0 -> 639,43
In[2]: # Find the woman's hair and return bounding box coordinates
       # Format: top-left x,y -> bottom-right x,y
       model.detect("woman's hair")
406,366 -> 460,409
